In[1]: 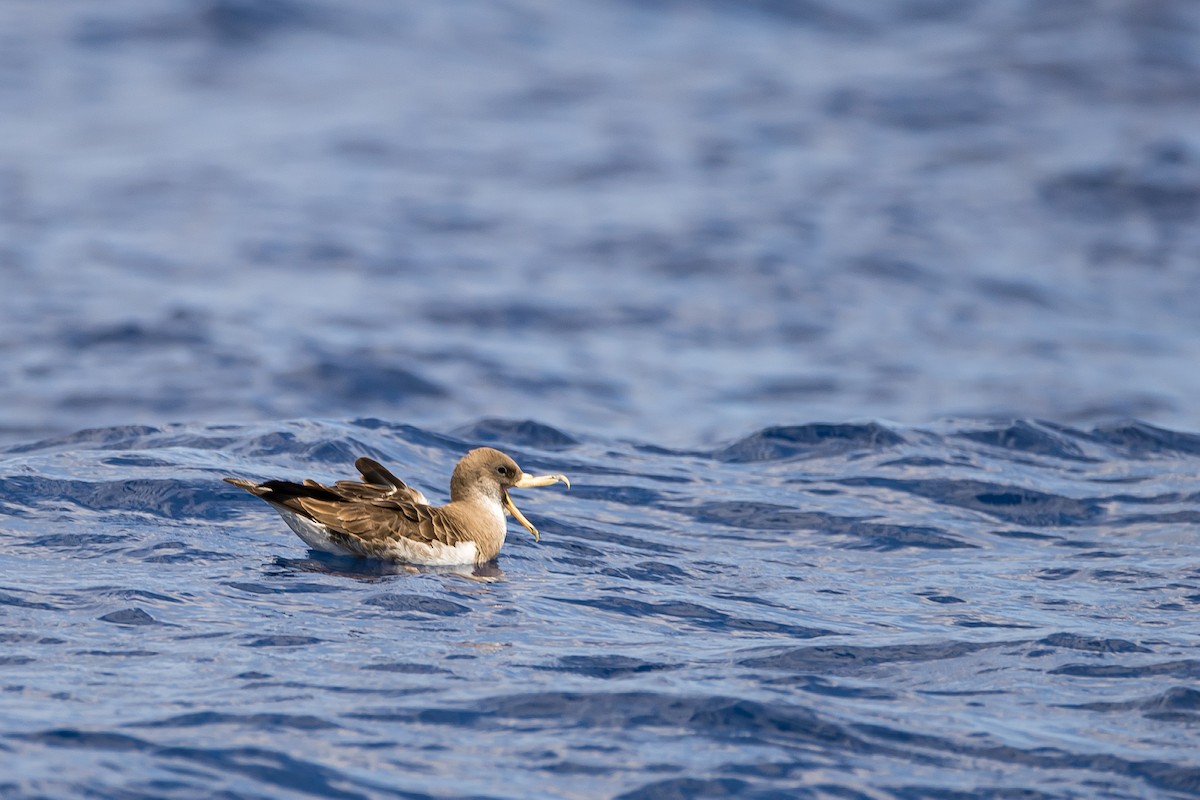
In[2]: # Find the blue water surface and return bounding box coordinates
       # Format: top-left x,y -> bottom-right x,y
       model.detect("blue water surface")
2,419 -> 1200,798
3,1 -> 1200,797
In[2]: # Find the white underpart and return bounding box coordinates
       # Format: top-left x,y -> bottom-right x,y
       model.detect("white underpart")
268,502 -> 488,566
380,537 -> 479,566
272,506 -> 357,555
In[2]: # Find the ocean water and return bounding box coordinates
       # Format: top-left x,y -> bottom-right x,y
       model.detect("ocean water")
3,419 -> 1200,798
3,1 -> 1200,798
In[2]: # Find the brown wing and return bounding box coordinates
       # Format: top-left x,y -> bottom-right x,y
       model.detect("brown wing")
226,457 -> 428,506
332,457 -> 429,505
289,497 -> 468,557
326,480 -> 401,503
224,459 -> 447,557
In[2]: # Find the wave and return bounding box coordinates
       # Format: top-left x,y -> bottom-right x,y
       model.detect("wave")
2,416 -> 1199,798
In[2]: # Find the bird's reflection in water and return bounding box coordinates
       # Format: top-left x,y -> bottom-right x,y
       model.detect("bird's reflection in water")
271,553 -> 505,583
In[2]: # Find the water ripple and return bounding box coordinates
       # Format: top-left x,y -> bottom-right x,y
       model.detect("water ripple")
1,419 -> 1198,797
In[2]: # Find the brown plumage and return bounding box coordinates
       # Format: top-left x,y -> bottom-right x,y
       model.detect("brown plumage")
224,448 -> 570,565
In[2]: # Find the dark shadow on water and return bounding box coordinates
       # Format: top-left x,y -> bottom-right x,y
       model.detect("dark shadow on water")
269,554 -> 505,582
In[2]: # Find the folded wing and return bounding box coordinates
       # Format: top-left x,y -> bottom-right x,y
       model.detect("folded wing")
224,472 -> 460,559
289,495 -> 464,558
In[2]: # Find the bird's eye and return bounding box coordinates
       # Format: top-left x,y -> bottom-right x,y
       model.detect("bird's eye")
496,465 -> 510,476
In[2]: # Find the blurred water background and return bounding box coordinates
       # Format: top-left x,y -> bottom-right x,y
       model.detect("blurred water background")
2,1 -> 1200,797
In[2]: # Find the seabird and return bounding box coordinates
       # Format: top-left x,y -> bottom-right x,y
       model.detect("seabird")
224,447 -> 570,565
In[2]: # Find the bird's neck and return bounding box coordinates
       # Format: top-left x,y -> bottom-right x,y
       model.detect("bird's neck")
446,492 -> 508,561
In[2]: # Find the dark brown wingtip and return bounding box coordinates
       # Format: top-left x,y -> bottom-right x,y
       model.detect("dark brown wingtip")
224,477 -> 269,497
355,457 -> 406,489
354,456 -> 382,473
